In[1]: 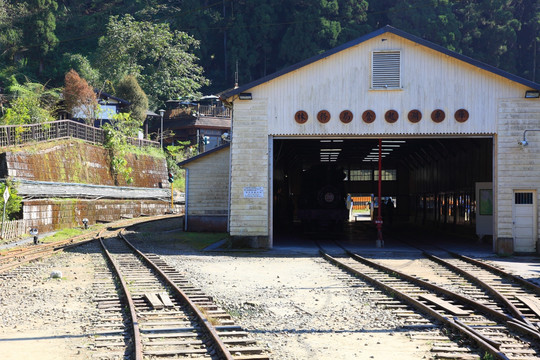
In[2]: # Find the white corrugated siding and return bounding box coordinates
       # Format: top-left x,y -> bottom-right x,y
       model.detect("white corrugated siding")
184,146 -> 230,217
247,33 -> 527,137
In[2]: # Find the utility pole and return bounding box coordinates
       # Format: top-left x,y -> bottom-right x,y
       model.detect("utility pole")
376,139 -> 384,248
1,187 -> 9,239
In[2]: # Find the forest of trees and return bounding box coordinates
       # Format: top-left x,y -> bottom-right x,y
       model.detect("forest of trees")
0,0 -> 539,109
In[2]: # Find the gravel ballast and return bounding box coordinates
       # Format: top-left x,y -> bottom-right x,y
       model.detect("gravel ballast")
129,233 -> 438,360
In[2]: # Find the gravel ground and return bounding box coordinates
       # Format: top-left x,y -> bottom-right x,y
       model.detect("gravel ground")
128,231 -> 439,360
0,242 -> 101,359
9,219 -> 535,359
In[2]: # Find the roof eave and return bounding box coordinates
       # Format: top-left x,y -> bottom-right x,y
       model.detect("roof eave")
177,143 -> 230,167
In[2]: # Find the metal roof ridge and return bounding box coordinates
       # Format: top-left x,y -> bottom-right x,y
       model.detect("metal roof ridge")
177,143 -> 230,167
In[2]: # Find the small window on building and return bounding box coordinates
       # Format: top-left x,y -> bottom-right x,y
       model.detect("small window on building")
515,192 -> 533,204
372,51 -> 401,89
350,169 -> 372,181
374,169 -> 397,181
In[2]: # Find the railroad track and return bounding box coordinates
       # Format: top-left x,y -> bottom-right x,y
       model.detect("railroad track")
391,239 -> 540,328
0,214 -> 179,274
419,250 -> 540,329
0,230 -> 99,273
94,230 -> 271,359
319,244 -> 540,360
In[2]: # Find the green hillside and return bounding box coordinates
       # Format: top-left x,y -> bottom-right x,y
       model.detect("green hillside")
0,0 -> 538,109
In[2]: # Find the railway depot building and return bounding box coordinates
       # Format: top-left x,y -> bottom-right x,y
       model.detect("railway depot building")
183,26 -> 540,253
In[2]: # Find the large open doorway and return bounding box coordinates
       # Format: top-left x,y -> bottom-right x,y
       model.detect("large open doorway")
272,137 -> 493,245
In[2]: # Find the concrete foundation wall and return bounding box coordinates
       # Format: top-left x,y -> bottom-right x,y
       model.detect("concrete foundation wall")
187,215 -> 227,232
23,199 -> 183,233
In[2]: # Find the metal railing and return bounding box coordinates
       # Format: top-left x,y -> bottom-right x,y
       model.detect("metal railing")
167,105 -> 231,119
198,105 -> 231,118
0,120 -> 159,148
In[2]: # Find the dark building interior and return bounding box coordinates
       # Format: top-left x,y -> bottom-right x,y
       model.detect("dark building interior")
272,137 -> 493,241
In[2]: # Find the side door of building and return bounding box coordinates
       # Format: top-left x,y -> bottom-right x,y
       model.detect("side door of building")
512,191 -> 537,253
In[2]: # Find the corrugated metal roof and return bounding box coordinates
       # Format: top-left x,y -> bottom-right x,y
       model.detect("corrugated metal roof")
193,117 -> 231,128
222,25 -> 540,100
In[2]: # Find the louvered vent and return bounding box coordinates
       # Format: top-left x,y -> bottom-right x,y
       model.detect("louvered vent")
372,51 -> 401,89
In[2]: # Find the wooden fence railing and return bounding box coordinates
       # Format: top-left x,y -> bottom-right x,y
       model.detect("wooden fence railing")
0,120 -> 159,148
1,219 -> 27,240
127,137 -> 160,148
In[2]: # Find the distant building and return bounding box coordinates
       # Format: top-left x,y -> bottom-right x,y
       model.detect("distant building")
59,90 -> 131,127
149,95 -> 231,153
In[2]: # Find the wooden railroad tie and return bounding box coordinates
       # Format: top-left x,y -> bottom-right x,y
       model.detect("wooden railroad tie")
144,292 -> 174,309
515,295 -> 540,318
419,294 -> 471,316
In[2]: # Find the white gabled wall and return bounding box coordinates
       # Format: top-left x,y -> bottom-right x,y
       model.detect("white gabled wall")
229,99 -> 269,244
251,33 -> 526,137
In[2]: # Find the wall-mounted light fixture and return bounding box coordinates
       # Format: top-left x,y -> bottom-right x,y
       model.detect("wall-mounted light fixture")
525,90 -> 540,98
221,132 -> 231,142
519,129 -> 540,146
238,92 -> 252,100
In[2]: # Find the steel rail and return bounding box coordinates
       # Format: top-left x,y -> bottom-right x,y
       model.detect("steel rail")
98,236 -> 143,360
449,252 -> 540,294
0,234 -> 101,273
118,232 -> 235,360
389,238 -> 540,330
345,250 -> 540,341
0,231 -> 99,261
320,250 -> 510,360
424,252 -> 531,325
346,251 -> 514,323
0,214 -> 181,274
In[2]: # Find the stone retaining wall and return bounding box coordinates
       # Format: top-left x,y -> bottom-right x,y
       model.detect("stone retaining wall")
0,140 -> 167,188
23,199 -> 184,233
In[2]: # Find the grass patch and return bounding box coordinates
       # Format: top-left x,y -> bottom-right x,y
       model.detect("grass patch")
128,144 -> 166,159
39,226 -> 97,244
139,231 -> 227,251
